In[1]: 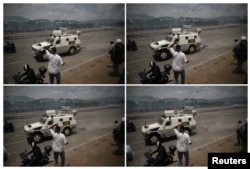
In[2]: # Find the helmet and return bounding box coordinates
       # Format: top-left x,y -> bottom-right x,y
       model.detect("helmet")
23,64 -> 30,71
241,36 -> 247,41
116,39 -> 122,43
169,145 -> 177,154
149,61 -> 155,68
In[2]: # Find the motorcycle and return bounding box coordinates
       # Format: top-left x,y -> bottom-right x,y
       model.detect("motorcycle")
4,121 -> 15,133
13,66 -> 47,84
143,145 -> 176,166
139,64 -> 172,84
127,121 -> 136,132
4,41 -> 16,53
20,145 -> 52,166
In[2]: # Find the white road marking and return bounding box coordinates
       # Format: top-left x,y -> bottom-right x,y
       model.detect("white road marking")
4,61 -> 21,66
66,132 -> 112,152
127,59 -> 146,65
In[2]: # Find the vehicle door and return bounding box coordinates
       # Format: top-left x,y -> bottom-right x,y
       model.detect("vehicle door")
53,37 -> 64,54
162,117 -> 174,137
44,117 -> 53,137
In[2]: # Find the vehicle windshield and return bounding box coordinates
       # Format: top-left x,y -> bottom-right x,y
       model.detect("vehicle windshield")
39,117 -> 47,124
158,117 -> 165,125
166,34 -> 173,41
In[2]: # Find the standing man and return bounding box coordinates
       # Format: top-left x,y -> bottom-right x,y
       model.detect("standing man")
233,36 -> 247,74
49,123 -> 68,166
109,39 -> 124,77
235,120 -> 243,145
173,124 -> 192,166
168,39 -> 189,84
45,46 -> 65,84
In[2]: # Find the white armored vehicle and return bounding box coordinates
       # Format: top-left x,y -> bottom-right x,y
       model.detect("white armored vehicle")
24,109 -> 77,143
150,27 -> 202,60
141,110 -> 197,145
32,30 -> 81,60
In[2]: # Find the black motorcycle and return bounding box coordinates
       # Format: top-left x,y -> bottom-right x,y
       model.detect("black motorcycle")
4,41 -> 16,53
13,67 -> 47,84
20,145 -> 52,166
127,39 -> 137,51
139,64 -> 172,84
127,121 -> 136,132
143,145 -> 176,166
4,121 -> 15,133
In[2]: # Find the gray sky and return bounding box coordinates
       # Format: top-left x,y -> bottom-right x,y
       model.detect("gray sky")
4,86 -> 124,100
127,86 -> 247,100
4,4 -> 125,21
127,4 -> 247,18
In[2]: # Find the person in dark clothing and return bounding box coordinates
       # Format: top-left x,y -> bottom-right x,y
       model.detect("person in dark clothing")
28,142 -> 42,166
240,119 -> 248,153
146,61 -> 162,83
236,120 -> 243,145
20,64 -> 37,84
110,39 -> 124,77
233,36 -> 247,74
115,118 -> 125,155
151,141 -> 167,166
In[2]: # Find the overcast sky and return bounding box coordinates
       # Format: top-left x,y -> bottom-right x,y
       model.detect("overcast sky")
4,4 -> 124,21
127,86 -> 247,100
4,86 -> 124,100
127,4 -> 247,19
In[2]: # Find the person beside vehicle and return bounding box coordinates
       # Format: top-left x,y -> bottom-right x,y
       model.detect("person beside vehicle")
44,46 -> 65,84
20,64 -> 37,84
168,39 -> 189,84
49,123 -> 68,166
173,124 -> 192,166
146,61 -> 162,83
151,141 -> 167,166
27,142 -> 43,166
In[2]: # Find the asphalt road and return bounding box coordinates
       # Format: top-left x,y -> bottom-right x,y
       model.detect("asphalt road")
127,24 -> 247,84
4,105 -> 124,166
4,27 -> 124,84
126,105 -> 247,166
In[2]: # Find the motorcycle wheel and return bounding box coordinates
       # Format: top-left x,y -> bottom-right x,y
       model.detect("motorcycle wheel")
168,156 -> 173,164
42,157 -> 49,165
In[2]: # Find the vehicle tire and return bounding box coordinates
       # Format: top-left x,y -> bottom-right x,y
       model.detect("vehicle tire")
188,45 -> 196,54
32,133 -> 43,143
69,46 -> 76,55
149,133 -> 160,145
159,49 -> 171,60
63,127 -> 72,136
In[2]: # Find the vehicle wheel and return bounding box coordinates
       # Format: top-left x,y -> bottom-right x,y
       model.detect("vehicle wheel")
159,49 -> 171,60
63,127 -> 72,136
32,133 -> 43,143
69,47 -> 76,55
188,45 -> 196,54
149,134 -> 160,145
